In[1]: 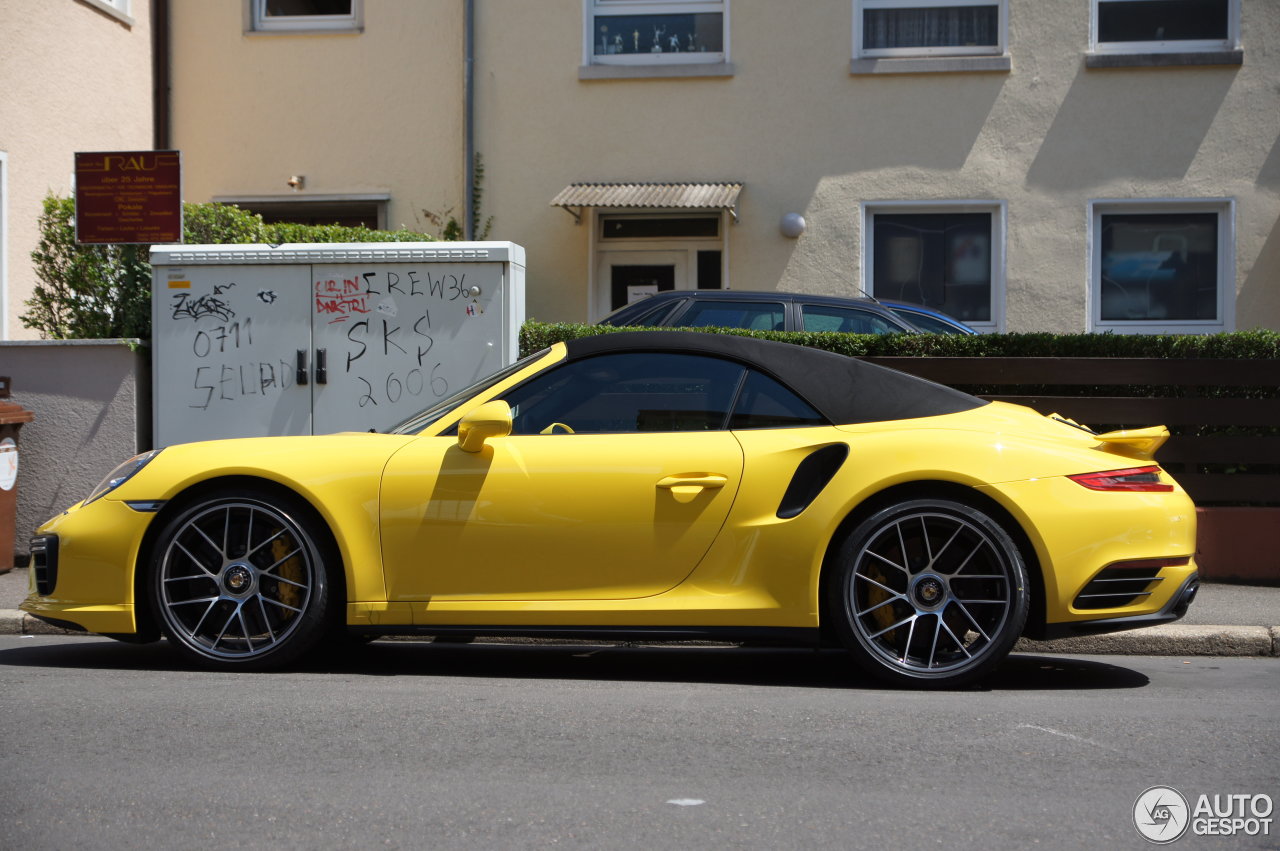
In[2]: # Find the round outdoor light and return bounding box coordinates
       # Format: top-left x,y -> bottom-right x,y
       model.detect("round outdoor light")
780,213 -> 806,238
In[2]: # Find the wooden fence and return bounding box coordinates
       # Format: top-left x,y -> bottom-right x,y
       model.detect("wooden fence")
860,357 -> 1280,505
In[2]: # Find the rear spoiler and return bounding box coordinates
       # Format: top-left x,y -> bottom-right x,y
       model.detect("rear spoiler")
1092,426 -> 1170,461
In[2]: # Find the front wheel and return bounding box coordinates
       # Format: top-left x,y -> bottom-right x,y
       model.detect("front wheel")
827,498 -> 1029,688
150,488 -> 338,669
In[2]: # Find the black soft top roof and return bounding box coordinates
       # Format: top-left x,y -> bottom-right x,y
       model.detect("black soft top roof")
564,331 -> 985,425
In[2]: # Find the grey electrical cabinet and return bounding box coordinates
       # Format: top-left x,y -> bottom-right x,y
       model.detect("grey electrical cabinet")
150,242 -> 525,447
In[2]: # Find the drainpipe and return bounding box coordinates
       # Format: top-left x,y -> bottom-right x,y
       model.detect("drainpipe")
152,0 -> 171,150
464,0 -> 475,240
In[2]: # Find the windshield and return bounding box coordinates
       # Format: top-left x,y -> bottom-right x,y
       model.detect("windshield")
388,348 -> 551,434
887,308 -> 963,334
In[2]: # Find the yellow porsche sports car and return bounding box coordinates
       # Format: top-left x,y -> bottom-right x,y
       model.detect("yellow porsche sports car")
24,331 -> 1199,687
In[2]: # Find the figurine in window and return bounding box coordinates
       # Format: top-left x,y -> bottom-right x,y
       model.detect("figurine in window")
651,25 -> 665,53
633,29 -> 640,52
687,33 -> 696,51
669,33 -> 681,52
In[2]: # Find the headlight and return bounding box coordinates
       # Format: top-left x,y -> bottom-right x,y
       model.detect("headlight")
84,449 -> 163,505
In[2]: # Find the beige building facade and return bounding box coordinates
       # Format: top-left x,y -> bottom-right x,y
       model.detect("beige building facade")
474,0 -> 1278,334
169,1 -> 467,237
5,1 -> 1278,339
0,0 -> 155,340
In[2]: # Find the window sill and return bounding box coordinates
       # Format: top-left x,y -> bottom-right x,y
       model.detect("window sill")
245,26 -> 364,36
76,0 -> 134,27
850,56 -> 1011,75
1089,324 -> 1231,335
1085,49 -> 1243,69
579,63 -> 735,80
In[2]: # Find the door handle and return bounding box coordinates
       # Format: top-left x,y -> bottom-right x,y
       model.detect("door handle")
656,474 -> 728,502
296,350 -> 309,386
657,474 -> 728,503
315,348 -> 328,385
657,475 -> 728,490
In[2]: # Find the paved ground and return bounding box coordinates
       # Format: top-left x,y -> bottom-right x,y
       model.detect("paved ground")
3,565 -> 1277,655
2,635 -> 1278,850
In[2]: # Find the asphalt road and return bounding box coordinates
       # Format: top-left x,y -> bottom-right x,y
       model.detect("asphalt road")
2,636 -> 1277,850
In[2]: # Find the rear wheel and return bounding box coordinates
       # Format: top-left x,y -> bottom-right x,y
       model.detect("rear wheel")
827,498 -> 1029,688
150,488 -> 337,669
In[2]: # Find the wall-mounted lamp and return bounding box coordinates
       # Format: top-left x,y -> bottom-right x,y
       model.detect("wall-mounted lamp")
780,212 -> 806,238
287,175 -> 306,191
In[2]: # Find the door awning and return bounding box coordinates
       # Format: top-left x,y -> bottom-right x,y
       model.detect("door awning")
550,182 -> 742,224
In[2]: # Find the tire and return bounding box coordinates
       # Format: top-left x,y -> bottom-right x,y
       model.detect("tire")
827,497 -> 1029,688
149,487 -> 338,669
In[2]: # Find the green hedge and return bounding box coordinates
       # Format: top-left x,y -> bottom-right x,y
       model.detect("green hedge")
23,197 -> 435,340
519,320 -> 1280,360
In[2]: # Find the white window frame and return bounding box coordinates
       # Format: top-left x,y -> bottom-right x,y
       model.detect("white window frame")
250,0 -> 363,33
584,0 -> 729,66
1087,199 -> 1235,335
1090,0 -> 1239,55
854,0 -> 1006,59
80,0 -> 134,25
588,210 -> 730,321
862,201 -> 1006,333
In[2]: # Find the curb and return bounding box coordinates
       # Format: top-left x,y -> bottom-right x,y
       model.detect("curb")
1015,624 -> 1280,658
3,608 -> 1278,657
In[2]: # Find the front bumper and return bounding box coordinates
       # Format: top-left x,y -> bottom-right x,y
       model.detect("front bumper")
19,498 -> 155,635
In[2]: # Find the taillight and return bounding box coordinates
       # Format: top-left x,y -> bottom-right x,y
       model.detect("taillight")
1068,465 -> 1173,492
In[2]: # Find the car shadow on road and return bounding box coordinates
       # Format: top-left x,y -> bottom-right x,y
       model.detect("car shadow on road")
0,636 -> 1149,691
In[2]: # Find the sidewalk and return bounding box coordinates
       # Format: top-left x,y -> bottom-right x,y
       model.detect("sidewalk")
2,566 -> 1277,657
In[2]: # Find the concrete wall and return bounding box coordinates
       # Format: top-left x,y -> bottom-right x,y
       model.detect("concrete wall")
474,0 -> 1280,333
0,341 -> 149,559
0,0 -> 154,340
169,0 -> 466,237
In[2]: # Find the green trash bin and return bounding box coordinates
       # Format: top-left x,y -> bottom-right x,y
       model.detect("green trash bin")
0,377 -> 36,573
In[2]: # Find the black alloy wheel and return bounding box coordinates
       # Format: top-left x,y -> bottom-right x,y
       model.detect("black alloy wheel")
828,497 -> 1030,688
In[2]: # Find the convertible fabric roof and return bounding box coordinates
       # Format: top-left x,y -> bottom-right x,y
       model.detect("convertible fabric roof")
564,331 -> 985,425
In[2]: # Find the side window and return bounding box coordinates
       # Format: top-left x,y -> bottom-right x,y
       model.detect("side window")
800,305 -> 906,335
503,353 -> 746,434
601,298 -> 684,327
729,371 -> 828,430
677,300 -> 786,331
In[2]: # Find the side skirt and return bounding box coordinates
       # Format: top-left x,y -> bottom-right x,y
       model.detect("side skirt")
348,624 -> 825,647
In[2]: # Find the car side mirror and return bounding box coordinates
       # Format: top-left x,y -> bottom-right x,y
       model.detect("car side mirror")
457,401 -> 513,452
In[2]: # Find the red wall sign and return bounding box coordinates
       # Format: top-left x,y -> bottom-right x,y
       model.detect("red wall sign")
75,150 -> 182,244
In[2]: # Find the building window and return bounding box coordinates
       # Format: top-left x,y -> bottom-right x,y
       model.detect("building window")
585,0 -> 727,66
864,203 -> 1005,332
1091,0 -> 1238,54
251,0 -> 362,33
215,196 -> 387,230
855,0 -> 1005,58
1090,200 -> 1233,333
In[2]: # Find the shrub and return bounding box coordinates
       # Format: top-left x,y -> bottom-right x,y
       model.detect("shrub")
22,196 -> 435,340
519,320 -> 1280,360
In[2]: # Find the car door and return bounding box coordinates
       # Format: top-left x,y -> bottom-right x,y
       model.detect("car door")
379,352 -> 746,603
